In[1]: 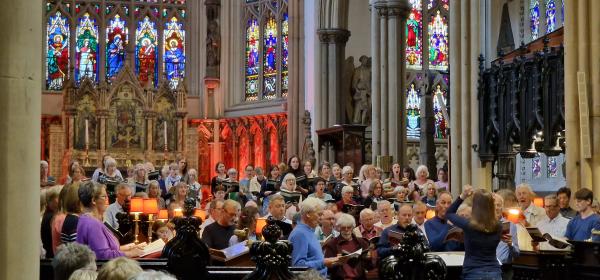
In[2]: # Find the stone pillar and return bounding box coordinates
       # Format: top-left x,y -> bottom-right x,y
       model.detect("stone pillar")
0,1 -> 42,278
317,29 -> 351,127
564,0 -> 600,193
370,0 -> 410,166
287,0 -> 306,157
419,84 -> 437,180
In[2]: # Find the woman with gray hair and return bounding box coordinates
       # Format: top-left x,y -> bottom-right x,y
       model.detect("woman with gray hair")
336,185 -> 359,212
323,213 -> 372,280
290,197 -> 350,277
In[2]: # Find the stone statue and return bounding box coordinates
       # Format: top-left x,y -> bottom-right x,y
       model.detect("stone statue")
351,55 -> 372,125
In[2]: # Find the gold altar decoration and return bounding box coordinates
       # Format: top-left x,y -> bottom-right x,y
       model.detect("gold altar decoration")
62,64 -> 188,170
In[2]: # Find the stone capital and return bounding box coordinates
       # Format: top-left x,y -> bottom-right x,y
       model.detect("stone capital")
372,0 -> 410,18
317,28 -> 351,44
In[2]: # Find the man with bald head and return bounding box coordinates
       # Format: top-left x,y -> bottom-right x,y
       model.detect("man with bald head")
377,203 -> 414,259
424,191 -> 462,251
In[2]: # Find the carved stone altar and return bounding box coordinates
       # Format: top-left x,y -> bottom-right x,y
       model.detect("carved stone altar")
62,64 -> 187,169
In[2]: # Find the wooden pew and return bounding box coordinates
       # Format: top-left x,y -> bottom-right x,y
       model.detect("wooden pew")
40,259 -> 308,280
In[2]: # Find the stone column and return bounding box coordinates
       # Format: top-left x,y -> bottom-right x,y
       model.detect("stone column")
370,0 -> 410,166
287,0 -> 306,157
317,29 -> 351,127
420,83 -> 437,180
447,0 -> 491,195
0,1 -> 42,278
564,0 -> 600,193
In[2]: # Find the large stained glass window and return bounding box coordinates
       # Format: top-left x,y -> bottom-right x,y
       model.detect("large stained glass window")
245,17 -> 260,101
244,0 -> 289,101
75,13 -> 99,83
136,16 -> 158,86
44,0 -> 188,92
406,0 -> 422,70
164,17 -> 185,89
530,0 -> 540,40
404,0 -> 450,139
106,14 -> 128,80
46,11 -> 69,90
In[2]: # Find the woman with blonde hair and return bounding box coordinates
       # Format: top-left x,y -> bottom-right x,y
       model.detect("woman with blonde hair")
146,180 -> 166,209
447,186 -> 502,280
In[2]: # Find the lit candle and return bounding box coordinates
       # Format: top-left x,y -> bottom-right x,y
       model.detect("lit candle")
85,119 -> 89,146
164,121 -> 168,147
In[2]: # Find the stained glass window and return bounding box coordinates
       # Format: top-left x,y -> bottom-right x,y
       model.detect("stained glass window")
46,11 -> 69,90
545,0 -> 556,33
547,157 -> 558,177
106,14 -> 128,80
263,15 -> 277,100
406,83 -> 421,138
164,17 -> 185,89
530,0 -> 540,40
281,12 -> 289,98
44,0 -> 187,92
75,13 -> 99,83
405,1 -> 449,139
245,17 -> 260,101
136,17 -> 158,86
406,0 -> 422,70
432,85 -> 448,138
244,0 -> 288,101
428,10 -> 448,71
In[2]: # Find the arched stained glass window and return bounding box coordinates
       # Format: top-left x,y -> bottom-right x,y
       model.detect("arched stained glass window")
406,83 -> 421,138
46,11 -> 69,90
106,14 -> 128,80
545,0 -> 556,33
164,17 -> 185,89
406,0 -> 423,70
75,13 -> 99,83
530,0 -> 541,40
404,0 -> 450,139
44,0 -> 188,92
136,16 -> 158,86
244,0 -> 289,101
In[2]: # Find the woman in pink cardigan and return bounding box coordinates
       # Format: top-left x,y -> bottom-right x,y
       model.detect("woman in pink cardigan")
76,181 -> 142,259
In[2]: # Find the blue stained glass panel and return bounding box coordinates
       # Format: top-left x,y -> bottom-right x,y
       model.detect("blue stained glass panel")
46,11 -> 70,90
530,0 -> 540,40
545,0 -> 556,33
106,14 -> 128,80
164,17 -> 185,89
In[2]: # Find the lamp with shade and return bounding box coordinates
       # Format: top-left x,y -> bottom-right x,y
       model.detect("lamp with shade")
174,208 -> 183,218
193,209 -> 207,221
255,217 -> 267,237
425,209 -> 436,220
143,199 -> 159,242
157,209 -> 169,222
130,198 -> 144,244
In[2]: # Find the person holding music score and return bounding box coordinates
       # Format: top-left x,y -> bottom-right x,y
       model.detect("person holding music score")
448,185 -> 502,280
308,177 -> 334,201
201,199 -> 241,250
290,197 -> 350,277
493,192 -> 519,280
353,208 -> 378,239
337,185 -> 360,212
210,162 -> 228,196
376,203 -> 415,259
424,191 -> 461,251
323,213 -> 372,280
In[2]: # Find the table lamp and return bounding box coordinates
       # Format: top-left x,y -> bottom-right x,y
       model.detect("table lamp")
256,217 -> 267,237
143,199 -> 159,242
193,209 -> 207,221
130,197 -> 144,244
506,208 -> 523,224
157,209 -> 169,222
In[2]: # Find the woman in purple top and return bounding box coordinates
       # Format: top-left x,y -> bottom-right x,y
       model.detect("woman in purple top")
76,181 -> 142,259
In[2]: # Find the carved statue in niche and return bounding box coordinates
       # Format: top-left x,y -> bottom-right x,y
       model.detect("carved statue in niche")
75,94 -> 97,149
154,96 -> 176,151
343,56 -> 355,123
351,55 -> 372,125
205,0 -> 220,78
108,85 -> 144,149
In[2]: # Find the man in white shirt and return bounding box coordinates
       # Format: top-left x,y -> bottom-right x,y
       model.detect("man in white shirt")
104,183 -> 131,229
516,183 -> 547,227
537,195 -> 570,238
411,202 -> 428,239
374,200 -> 397,231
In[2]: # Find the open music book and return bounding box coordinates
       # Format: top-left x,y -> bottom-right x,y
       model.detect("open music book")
280,189 -> 302,204
388,230 -> 405,246
444,227 -> 464,243
209,240 -> 249,262
526,227 -> 547,243
140,239 -> 166,257
342,248 -> 363,259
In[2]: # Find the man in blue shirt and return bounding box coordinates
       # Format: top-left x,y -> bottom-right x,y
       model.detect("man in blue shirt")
377,203 -> 416,259
566,188 -> 600,241
425,192 -> 463,251
289,197 -> 348,277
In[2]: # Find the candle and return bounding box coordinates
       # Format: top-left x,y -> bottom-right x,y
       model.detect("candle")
164,121 -> 168,147
85,119 -> 89,146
